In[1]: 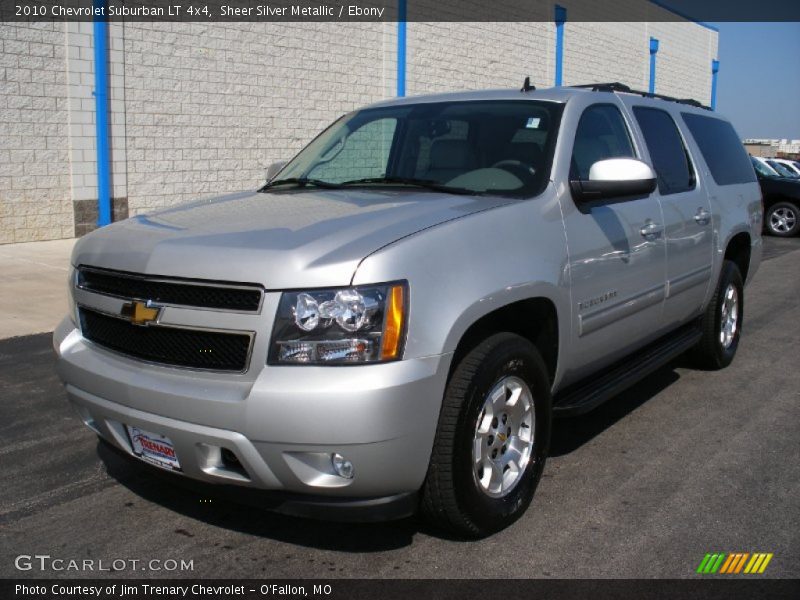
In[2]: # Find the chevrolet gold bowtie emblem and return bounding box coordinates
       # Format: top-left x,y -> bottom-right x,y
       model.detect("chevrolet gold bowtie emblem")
497,432 -> 508,442
120,301 -> 161,326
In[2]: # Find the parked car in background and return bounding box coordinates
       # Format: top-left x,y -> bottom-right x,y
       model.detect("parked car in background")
766,159 -> 800,178
751,156 -> 800,237
54,83 -> 762,537
768,158 -> 800,177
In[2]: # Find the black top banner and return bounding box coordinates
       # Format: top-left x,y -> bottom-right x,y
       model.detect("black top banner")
2,0 -> 799,22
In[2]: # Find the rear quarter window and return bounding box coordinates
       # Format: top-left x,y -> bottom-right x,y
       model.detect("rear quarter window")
681,113 -> 756,186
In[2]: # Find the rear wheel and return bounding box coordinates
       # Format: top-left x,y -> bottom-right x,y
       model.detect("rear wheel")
765,201 -> 799,237
689,260 -> 744,370
421,332 -> 551,538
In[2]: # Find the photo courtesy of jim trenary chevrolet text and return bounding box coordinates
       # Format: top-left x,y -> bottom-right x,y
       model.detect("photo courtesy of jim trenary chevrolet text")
0,0 -> 798,598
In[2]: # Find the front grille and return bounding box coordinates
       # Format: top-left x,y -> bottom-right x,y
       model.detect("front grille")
79,308 -> 252,372
77,267 -> 263,312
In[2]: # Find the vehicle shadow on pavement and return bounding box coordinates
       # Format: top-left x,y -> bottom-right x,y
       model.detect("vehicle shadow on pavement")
96,441 -> 421,551
549,363 -> 682,457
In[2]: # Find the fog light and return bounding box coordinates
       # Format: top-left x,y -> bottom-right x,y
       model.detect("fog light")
331,453 -> 354,479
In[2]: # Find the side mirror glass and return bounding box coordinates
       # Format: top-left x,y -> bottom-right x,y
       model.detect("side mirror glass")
570,158 -> 657,201
266,160 -> 288,182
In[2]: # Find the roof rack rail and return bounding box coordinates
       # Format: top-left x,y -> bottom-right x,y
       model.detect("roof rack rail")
571,82 -> 711,110
573,82 -> 632,93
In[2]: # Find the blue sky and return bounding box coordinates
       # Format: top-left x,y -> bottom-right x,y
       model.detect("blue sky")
711,22 -> 800,139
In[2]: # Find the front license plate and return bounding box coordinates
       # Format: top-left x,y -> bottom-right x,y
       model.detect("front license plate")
126,426 -> 181,471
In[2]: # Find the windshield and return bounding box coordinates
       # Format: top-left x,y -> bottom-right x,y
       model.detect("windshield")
751,157 -> 779,177
265,100 -> 563,197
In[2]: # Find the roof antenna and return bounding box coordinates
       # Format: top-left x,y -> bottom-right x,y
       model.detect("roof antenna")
521,77 -> 536,93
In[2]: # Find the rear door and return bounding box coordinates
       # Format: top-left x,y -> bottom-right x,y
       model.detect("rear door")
631,105 -> 713,328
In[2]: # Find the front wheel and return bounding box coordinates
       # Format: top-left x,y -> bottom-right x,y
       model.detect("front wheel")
689,260 -> 744,370
765,201 -> 799,237
420,333 -> 552,538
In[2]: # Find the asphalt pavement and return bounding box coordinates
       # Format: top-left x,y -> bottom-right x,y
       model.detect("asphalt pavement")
1,238 -> 798,579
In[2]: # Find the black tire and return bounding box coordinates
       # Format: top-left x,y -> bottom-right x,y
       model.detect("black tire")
765,201 -> 800,237
689,260 -> 744,370
420,332 -> 552,538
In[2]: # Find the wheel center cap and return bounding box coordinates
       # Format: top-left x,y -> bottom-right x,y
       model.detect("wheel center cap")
497,432 -> 507,443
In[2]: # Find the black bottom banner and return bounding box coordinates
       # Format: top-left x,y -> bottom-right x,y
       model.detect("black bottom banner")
3,579 -> 799,600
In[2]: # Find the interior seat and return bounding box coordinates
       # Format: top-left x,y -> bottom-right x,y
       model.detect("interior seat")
424,140 -> 477,183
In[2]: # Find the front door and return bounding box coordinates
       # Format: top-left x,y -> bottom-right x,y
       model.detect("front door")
560,103 -> 667,383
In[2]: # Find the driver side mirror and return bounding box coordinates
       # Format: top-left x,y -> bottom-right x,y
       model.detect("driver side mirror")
266,160 -> 287,182
570,158 -> 656,202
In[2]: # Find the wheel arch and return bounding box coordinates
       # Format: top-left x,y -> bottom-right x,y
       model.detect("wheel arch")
762,193 -> 799,210
447,296 -> 560,386
723,231 -> 752,283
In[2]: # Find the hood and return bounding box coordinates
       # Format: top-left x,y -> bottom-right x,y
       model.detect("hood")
72,189 -> 514,288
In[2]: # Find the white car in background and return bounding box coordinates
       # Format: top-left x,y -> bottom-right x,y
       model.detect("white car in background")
767,158 -> 800,177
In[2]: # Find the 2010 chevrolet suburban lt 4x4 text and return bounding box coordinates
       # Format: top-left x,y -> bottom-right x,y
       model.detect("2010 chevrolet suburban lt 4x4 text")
54,82 -> 763,537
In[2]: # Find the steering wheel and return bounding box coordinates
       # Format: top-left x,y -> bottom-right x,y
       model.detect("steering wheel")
491,159 -> 537,181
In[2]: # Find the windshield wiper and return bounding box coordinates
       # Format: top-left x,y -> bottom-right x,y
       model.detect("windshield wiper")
339,176 -> 475,195
260,177 -> 342,191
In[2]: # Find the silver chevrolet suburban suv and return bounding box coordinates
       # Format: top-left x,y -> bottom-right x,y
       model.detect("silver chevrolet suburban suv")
54,83 -> 763,537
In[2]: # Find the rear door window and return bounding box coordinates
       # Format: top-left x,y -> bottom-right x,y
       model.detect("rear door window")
681,113 -> 756,186
633,107 -> 695,195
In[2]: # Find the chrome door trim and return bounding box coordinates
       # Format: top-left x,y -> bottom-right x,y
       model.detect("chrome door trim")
666,265 -> 712,298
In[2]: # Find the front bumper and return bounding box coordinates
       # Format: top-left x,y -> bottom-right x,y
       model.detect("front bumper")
54,317 -> 451,511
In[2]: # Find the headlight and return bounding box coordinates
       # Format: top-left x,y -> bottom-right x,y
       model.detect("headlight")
269,282 -> 407,365
67,267 -> 79,326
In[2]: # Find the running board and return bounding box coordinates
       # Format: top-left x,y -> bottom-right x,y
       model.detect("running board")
553,322 -> 702,417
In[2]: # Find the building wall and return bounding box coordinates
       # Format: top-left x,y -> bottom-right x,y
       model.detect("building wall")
121,22 -> 395,216
406,22 -> 553,96
0,13 -> 718,244
0,22 -> 72,244
64,20 -> 128,236
647,21 -> 717,103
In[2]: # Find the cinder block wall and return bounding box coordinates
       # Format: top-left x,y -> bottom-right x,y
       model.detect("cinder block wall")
0,23 -> 73,243
122,22 -> 396,215
0,15 -> 717,244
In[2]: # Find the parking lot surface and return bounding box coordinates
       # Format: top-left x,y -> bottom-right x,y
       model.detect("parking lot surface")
1,238 -> 798,579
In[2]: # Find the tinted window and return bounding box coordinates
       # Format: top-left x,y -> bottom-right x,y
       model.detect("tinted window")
770,162 -> 798,178
633,107 -> 694,195
681,113 -> 756,186
571,104 -> 635,180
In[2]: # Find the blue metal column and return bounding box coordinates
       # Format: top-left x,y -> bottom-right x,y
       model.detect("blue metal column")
554,5 -> 566,86
710,59 -> 720,110
648,37 -> 659,95
397,0 -> 406,97
93,0 -> 111,227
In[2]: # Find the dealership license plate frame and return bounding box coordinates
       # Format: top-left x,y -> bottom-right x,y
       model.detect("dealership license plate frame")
125,425 -> 182,471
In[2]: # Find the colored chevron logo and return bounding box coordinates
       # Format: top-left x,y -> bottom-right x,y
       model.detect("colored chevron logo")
696,552 -> 774,574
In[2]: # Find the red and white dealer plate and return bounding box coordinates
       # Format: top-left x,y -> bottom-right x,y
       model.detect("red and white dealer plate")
126,425 -> 181,471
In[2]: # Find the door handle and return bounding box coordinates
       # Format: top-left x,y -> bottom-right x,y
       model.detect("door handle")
640,221 -> 663,240
694,208 -> 711,225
